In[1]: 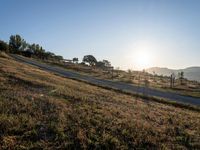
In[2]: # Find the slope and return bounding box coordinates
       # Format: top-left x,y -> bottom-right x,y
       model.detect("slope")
0,52 -> 200,149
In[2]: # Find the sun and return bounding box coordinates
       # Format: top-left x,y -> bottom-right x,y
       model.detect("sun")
135,50 -> 152,69
128,40 -> 156,70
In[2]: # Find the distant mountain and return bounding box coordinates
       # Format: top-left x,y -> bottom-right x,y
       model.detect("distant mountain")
146,67 -> 200,81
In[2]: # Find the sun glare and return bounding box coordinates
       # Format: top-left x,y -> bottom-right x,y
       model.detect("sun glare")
129,41 -> 156,70
135,50 -> 152,69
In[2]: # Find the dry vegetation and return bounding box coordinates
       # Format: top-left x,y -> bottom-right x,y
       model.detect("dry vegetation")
116,71 -> 200,98
0,52 -> 200,149
43,59 -> 200,98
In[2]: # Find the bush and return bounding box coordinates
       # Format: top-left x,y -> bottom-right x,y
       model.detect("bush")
0,40 -> 9,52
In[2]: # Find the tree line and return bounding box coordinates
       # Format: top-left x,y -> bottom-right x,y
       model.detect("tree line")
0,34 -> 112,69
0,34 -> 63,61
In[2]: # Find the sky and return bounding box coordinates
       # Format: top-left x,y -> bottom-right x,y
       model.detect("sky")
0,0 -> 200,70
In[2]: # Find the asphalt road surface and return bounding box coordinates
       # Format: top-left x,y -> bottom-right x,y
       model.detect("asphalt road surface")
11,54 -> 200,106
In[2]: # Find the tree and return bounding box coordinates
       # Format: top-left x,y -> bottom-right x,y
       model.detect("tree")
29,43 -> 45,59
38,47 -> 45,59
96,60 -> 112,69
0,40 -> 9,52
102,60 -> 111,67
43,51 -> 55,60
96,61 -> 105,68
178,71 -> 184,85
82,55 -> 97,66
127,69 -> 134,80
22,49 -> 34,58
9,34 -> 26,53
54,55 -> 63,61
72,57 -> 79,63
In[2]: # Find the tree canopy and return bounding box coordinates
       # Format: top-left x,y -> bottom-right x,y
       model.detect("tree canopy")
72,57 -> 79,63
2,34 -> 113,67
83,55 -> 97,66
9,35 -> 26,53
6,34 -> 64,61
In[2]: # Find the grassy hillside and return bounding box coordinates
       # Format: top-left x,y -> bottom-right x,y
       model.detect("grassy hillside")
0,52 -> 200,149
39,58 -> 200,98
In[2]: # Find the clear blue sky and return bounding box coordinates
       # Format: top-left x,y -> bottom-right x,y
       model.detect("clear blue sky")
1,0 -> 200,70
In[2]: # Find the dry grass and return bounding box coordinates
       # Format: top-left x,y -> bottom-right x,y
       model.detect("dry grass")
0,52 -> 200,149
41,58 -> 200,98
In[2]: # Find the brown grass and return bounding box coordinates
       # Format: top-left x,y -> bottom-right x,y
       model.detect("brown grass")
0,52 -> 200,149
41,58 -> 200,98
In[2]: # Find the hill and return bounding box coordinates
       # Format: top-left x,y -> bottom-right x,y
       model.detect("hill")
146,67 -> 200,81
0,52 -> 200,149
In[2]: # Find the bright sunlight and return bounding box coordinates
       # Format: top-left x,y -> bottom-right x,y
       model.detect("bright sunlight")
135,50 -> 153,69
130,40 -> 156,70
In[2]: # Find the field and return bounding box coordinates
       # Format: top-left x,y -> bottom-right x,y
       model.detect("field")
42,59 -> 200,98
0,52 -> 200,149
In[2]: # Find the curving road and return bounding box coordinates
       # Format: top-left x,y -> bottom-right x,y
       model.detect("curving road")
11,54 -> 200,106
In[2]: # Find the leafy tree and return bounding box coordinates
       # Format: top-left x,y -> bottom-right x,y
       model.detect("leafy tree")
29,43 -> 36,50
29,43 -> 46,59
6,34 -> 63,61
43,51 -> 55,60
72,57 -> 79,63
35,45 -> 45,59
102,60 -> 111,67
21,41 -> 28,51
96,60 -> 112,69
29,44 -> 61,61
82,55 -> 97,66
9,35 -> 26,53
22,49 -> 34,58
96,61 -> 105,68
54,55 -> 63,61
0,40 -> 9,52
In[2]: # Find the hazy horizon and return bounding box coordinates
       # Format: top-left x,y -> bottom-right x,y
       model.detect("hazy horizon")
1,0 -> 200,70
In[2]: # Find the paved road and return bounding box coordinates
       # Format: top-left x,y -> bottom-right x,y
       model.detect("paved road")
11,54 -> 200,106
